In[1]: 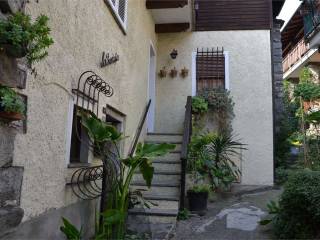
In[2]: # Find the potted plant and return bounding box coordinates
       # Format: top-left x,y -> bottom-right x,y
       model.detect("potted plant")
187,184 -> 210,214
0,86 -> 25,121
0,12 -> 54,65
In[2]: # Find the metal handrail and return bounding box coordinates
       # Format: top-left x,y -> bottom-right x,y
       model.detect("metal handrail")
128,99 -> 152,157
179,96 -> 192,210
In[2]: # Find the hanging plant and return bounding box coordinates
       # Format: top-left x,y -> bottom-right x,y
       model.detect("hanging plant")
0,12 -> 54,65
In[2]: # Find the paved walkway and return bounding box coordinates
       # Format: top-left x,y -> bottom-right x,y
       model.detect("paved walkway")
172,187 -> 282,240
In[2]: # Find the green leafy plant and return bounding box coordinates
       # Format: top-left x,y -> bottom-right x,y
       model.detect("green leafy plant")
60,217 -> 82,240
80,112 -> 175,239
259,200 -> 280,226
0,86 -> 25,114
192,96 -> 208,115
270,170 -> 320,239
198,88 -> 235,133
0,12 -> 54,65
188,132 -> 245,191
178,208 -> 190,221
189,184 -> 210,193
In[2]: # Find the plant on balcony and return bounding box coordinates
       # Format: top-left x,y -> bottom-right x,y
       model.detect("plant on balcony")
72,112 -> 175,240
0,86 -> 25,121
0,12 -> 54,65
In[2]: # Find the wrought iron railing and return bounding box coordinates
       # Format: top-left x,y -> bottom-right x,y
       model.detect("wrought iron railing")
283,38 -> 310,72
179,96 -> 192,210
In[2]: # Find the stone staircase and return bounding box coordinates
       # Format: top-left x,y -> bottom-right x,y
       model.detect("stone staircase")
127,133 -> 182,240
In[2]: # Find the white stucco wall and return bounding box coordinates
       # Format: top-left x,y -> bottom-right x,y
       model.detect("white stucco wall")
155,31 -> 274,185
12,0 -> 157,220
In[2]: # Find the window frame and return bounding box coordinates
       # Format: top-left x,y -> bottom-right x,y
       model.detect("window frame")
192,51 -> 230,96
105,0 -> 128,34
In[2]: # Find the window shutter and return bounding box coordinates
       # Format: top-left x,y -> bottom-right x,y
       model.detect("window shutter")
118,0 -> 127,22
196,48 -> 225,92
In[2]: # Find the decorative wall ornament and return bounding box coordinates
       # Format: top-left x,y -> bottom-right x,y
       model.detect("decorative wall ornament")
170,67 -> 178,78
180,67 -> 189,78
100,52 -> 119,68
159,67 -> 167,78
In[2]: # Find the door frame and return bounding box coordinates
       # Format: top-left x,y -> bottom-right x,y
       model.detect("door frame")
147,41 -> 156,133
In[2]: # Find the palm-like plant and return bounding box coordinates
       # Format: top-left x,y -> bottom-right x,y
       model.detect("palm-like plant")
205,132 -> 246,189
80,112 -> 175,239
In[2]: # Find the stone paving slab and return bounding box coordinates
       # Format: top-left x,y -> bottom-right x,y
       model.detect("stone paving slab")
172,188 -> 282,240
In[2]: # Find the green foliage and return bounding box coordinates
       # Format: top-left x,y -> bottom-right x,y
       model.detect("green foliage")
271,170 -> 320,239
294,81 -> 320,101
178,208 -> 190,221
60,217 -> 82,240
192,96 -> 208,115
0,86 -> 25,114
275,80 -> 300,168
188,132 -> 245,191
259,200 -> 280,226
275,167 -> 290,185
80,113 -> 175,239
0,12 -> 54,65
306,110 -> 320,124
189,184 -> 210,193
198,89 -> 235,133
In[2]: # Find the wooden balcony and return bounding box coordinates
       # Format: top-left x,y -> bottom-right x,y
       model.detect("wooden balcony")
283,38 -> 310,73
146,0 -> 188,9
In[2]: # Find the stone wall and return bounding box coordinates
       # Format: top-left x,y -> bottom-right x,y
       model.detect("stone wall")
272,20 -> 284,135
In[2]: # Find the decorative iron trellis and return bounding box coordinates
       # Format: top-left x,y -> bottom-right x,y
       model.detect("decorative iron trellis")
69,71 -> 116,201
72,71 -> 114,117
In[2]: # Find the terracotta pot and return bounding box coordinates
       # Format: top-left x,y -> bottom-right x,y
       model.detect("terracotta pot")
2,44 -> 27,58
0,111 -> 24,121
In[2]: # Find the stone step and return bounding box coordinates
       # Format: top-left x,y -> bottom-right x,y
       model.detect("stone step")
144,194 -> 179,201
153,152 -> 181,162
0,206 -> 24,235
132,180 -> 180,188
147,200 -> 179,210
133,172 -> 180,183
131,185 -> 179,196
146,133 -> 182,142
129,208 -> 178,217
127,213 -> 177,225
146,141 -> 182,151
152,162 -> 181,172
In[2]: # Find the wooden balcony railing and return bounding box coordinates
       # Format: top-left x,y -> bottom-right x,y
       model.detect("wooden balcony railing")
282,38 -> 310,73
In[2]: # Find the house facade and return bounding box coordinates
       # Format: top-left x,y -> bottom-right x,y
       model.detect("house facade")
0,0 -> 283,239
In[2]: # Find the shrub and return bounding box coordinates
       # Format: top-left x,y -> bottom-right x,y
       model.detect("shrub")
273,170 -> 320,239
192,96 -> 208,115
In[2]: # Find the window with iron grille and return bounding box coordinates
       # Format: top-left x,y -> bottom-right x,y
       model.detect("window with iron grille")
105,0 -> 128,32
196,48 -> 225,92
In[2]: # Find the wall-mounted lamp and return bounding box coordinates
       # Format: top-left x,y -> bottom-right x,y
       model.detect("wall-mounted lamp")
170,49 -> 178,59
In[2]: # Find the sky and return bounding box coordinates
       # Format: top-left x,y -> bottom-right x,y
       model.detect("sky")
278,0 -> 302,30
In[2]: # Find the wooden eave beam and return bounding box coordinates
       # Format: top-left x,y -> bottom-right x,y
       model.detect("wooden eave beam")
146,0 -> 188,9
155,23 -> 190,33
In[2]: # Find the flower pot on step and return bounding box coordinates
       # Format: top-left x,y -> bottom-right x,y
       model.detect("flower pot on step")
187,190 -> 208,213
